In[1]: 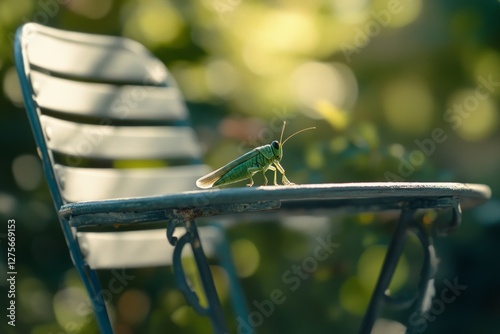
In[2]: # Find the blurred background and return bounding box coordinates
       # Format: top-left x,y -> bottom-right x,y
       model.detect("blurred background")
1,0 -> 500,333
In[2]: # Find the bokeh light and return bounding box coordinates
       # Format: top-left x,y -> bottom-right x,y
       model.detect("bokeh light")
3,67 -> 24,106
0,0 -> 33,27
372,0 -> 422,28
291,62 -> 358,113
331,0 -> 370,23
67,0 -> 113,20
382,76 -> 435,135
231,239 -> 260,278
0,192 -> 17,215
18,277 -> 53,322
53,287 -> 90,333
11,154 -> 42,191
473,50 -> 500,95
339,276 -> 371,315
241,9 -> 319,76
447,89 -> 498,141
117,289 -> 151,325
205,59 -> 240,99
306,144 -> 325,170
122,0 -> 185,49
372,318 -> 407,334
171,62 -> 211,102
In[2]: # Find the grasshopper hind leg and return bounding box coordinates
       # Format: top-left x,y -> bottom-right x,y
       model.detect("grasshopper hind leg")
246,177 -> 254,187
246,167 -> 261,187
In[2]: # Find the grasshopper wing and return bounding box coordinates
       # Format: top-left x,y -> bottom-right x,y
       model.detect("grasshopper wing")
196,149 -> 260,189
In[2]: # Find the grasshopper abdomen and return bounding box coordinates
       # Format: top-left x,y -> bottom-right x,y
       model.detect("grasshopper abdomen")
213,150 -> 269,187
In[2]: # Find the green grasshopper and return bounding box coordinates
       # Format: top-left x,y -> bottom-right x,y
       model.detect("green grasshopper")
196,121 -> 315,189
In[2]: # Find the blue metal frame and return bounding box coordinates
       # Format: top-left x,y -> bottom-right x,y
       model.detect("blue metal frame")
171,221 -> 230,333
210,224 -> 250,326
14,26 -> 114,334
359,199 -> 460,334
359,205 -> 415,333
169,221 -> 249,333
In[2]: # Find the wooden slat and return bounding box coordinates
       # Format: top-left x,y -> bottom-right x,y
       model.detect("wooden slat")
77,227 -> 221,269
21,23 -> 167,84
55,164 -> 210,202
40,115 -> 202,160
31,71 -> 188,122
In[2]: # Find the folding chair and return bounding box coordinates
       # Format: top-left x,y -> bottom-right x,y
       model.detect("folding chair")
16,23 -> 491,334
14,22 -> 246,333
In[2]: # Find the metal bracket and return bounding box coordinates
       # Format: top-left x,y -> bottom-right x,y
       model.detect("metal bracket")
167,219 -> 184,246
165,200 -> 280,246
436,196 -> 462,235
167,218 -> 231,334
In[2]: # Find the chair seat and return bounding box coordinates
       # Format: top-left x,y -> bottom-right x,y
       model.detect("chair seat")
61,182 -> 491,228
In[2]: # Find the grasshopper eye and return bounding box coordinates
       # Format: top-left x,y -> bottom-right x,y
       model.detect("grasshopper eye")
272,141 -> 280,149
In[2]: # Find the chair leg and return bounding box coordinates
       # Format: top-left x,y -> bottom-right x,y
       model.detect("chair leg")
186,221 -> 230,334
210,225 -> 250,325
171,220 -> 230,333
406,224 -> 438,334
79,266 -> 115,334
60,217 -> 114,334
359,206 -> 415,334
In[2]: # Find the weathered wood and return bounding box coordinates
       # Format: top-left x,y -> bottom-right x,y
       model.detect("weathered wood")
61,183 -> 491,228
68,200 -> 281,228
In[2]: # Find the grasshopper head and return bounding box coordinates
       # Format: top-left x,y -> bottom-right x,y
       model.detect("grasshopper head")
271,140 -> 282,160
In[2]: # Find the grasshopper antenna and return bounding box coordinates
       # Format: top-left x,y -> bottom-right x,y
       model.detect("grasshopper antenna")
279,121 -> 287,144
282,126 -> 316,145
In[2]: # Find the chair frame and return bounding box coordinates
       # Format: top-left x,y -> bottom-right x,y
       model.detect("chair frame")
14,23 -> 239,334
15,23 -> 491,334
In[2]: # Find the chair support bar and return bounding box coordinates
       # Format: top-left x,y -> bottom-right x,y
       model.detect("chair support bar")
406,224 -> 438,334
359,205 -> 415,333
171,220 -> 230,334
59,216 -> 114,334
359,197 -> 462,333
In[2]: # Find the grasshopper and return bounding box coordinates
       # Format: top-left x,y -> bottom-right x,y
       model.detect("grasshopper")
196,121 -> 315,189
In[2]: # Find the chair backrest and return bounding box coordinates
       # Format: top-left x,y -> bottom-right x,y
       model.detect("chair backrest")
15,23 -> 208,209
